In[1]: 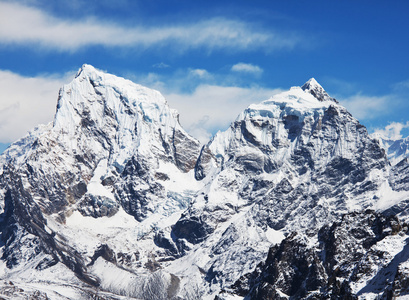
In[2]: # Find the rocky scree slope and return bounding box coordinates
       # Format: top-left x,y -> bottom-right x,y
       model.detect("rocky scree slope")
0,67 -> 409,299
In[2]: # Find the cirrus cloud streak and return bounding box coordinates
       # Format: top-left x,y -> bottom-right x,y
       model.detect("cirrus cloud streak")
0,2 -> 300,52
231,63 -> 263,75
339,94 -> 392,120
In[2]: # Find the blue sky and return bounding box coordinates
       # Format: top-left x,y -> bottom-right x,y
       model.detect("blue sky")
1,0 -> 409,151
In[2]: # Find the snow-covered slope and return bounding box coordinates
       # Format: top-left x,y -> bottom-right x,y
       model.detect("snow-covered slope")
0,65 -> 202,298
168,78 -> 405,297
1,67 -> 409,299
373,134 -> 409,166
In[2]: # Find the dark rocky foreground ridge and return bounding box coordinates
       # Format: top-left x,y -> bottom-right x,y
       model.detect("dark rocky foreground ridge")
230,211 -> 409,299
0,66 -> 409,299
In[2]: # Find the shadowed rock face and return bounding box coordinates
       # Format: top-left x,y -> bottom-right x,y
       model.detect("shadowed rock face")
301,78 -> 338,103
172,215 -> 215,245
231,211 -> 409,299
177,94 -> 389,249
0,65 -> 201,296
0,172 -> 100,287
390,158 -> 409,192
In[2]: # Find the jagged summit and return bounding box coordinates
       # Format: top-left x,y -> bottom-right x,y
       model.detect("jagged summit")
50,64 -> 201,173
229,77 -> 339,134
54,64 -> 173,133
301,77 -> 321,90
75,63 -> 97,78
1,67 -> 408,299
1,64 -> 202,223
177,72 -> 393,294
301,77 -> 338,103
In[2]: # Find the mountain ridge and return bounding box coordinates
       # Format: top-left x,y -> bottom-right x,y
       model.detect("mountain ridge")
0,65 -> 409,299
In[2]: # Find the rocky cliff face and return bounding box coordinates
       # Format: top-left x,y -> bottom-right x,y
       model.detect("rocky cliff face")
229,211 -> 409,299
0,65 -> 202,299
373,134 -> 409,166
0,64 -> 201,222
169,79 -> 394,296
0,66 -> 409,299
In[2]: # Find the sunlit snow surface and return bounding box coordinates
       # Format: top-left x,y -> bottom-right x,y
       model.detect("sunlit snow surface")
0,64 -> 204,298
1,68 -> 409,299
373,134 -> 409,166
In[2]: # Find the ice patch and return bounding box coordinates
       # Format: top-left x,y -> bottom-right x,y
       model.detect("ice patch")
265,227 -> 285,244
86,159 -> 114,200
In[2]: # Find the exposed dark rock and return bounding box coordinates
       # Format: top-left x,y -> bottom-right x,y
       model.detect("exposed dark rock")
172,128 -> 201,173
115,156 -> 166,221
172,215 -> 214,244
78,194 -> 119,218
89,244 -> 116,266
231,211 -> 409,299
154,230 -> 179,257
194,145 -> 215,180
390,158 -> 409,192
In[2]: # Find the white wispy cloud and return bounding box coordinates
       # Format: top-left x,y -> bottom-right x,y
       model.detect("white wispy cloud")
189,69 -> 211,79
0,70 -> 73,143
339,94 -> 392,120
338,91 -> 409,140
165,84 -> 282,144
0,2 -> 300,52
231,63 -> 263,75
393,79 -> 409,91
372,121 -> 409,140
152,62 -> 170,69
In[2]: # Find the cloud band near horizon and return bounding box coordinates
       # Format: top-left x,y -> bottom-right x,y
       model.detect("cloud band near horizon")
1,65 -> 405,146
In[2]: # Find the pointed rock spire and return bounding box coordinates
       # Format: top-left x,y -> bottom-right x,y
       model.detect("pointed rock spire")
301,78 -> 322,90
301,78 -> 337,103
75,63 -> 99,78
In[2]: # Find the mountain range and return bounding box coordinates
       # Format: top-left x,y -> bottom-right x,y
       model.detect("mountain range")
1,65 -> 409,299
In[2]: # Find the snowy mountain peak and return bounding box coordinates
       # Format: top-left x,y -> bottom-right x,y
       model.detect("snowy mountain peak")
301,77 -> 337,103
1,69 -> 408,300
301,77 -> 321,90
204,79 -> 345,170
75,63 -> 99,78
233,79 -> 336,127
50,64 -> 201,174
54,64 -> 173,136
